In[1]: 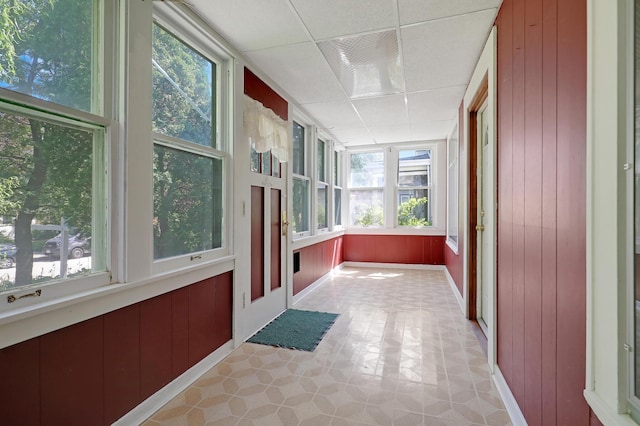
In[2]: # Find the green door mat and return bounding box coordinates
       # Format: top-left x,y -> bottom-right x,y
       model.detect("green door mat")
247,309 -> 339,352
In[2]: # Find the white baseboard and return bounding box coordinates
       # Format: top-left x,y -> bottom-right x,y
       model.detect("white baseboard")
292,268 -> 337,305
113,340 -> 234,425
443,267 -> 465,314
342,261 -> 445,271
493,366 -> 528,426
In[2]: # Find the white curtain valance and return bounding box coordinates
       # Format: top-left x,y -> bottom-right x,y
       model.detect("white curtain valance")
244,95 -> 290,161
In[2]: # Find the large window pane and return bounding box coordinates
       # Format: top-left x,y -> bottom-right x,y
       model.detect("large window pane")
0,110 -> 105,291
153,145 -> 222,259
292,121 -> 305,175
334,187 -> 342,226
447,128 -> 459,245
350,189 -> 383,226
292,178 -> 309,233
0,0 -> 98,113
398,150 -> 431,187
152,24 -> 215,148
398,189 -> 431,226
350,152 -> 384,187
318,139 -> 326,182
318,185 -> 327,229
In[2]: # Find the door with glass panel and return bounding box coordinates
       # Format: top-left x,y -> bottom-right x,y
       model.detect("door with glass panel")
246,149 -> 287,336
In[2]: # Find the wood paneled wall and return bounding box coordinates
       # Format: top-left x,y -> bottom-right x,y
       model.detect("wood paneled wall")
0,272 -> 233,426
495,0 -> 588,424
343,234 -> 445,265
293,237 -> 344,295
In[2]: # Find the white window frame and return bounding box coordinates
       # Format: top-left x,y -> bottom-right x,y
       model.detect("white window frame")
333,147 -> 344,231
150,13 -> 232,275
447,123 -> 459,252
0,0 -> 115,314
291,118 -> 311,238
395,146 -> 435,228
347,148 -> 386,228
316,137 -> 329,232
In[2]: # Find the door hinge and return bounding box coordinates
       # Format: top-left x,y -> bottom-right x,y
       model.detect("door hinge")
242,291 -> 246,308
623,163 -> 633,171
624,343 -> 633,352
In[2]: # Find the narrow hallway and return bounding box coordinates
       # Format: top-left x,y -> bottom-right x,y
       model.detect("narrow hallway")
144,267 -> 510,425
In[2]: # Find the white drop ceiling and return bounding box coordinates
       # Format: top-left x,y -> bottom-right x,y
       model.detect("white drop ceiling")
186,0 -> 501,147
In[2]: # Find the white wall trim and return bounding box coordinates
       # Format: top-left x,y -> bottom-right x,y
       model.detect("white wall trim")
584,390 -> 637,426
291,230 -> 345,251
444,267 -> 464,314
493,366 -> 528,426
113,340 -> 234,426
342,261 -> 445,271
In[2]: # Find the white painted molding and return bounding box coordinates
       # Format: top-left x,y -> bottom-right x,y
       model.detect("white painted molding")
444,267 -> 465,314
342,261 -> 444,271
114,340 -> 234,425
493,366 -> 528,426
584,390 -> 637,426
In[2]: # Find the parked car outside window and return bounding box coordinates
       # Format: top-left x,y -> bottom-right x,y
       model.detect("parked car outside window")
0,244 -> 16,269
43,234 -> 91,259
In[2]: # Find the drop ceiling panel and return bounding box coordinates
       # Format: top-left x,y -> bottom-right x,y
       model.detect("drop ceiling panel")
188,0 -> 310,52
407,85 -> 466,123
410,120 -> 455,141
352,95 -> 409,127
329,128 -> 374,146
369,125 -> 412,144
318,30 -> 404,98
246,43 -> 346,104
302,101 -> 364,130
290,0 -> 396,40
398,0 -> 502,26
401,9 -> 497,91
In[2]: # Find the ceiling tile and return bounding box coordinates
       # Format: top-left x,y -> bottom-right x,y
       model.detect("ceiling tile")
398,0 -> 502,26
407,85 -> 466,123
329,128 -> 375,146
401,9 -> 497,91
352,94 -> 409,127
318,30 -> 404,99
302,101 -> 364,130
410,120 -> 455,141
188,0 -> 310,51
369,125 -> 412,144
290,0 -> 396,39
246,43 -> 346,104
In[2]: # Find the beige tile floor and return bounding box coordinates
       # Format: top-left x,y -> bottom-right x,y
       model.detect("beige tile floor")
143,267 -> 511,426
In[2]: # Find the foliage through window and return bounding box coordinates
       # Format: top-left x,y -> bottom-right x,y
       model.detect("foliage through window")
292,121 -> 309,234
397,149 -> 432,226
317,139 -> 327,230
349,151 -> 384,226
0,0 -> 106,292
152,23 -> 223,260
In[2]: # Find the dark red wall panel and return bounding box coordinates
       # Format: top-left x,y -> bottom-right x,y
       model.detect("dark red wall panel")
271,189 -> 282,290
0,337 -> 40,425
293,236 -> 345,295
104,304 -> 140,424
189,278 -> 217,366
495,0 -> 588,424
215,271 -> 233,349
244,67 -> 288,120
171,286 -> 190,377
41,317 -> 104,425
0,271 -> 233,425
140,293 -> 173,399
444,244 -> 463,295
343,234 -> 446,265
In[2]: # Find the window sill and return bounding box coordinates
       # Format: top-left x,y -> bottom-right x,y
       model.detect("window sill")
345,227 -> 446,236
446,239 -> 459,254
584,390 -> 637,426
291,230 -> 345,251
0,255 -> 235,350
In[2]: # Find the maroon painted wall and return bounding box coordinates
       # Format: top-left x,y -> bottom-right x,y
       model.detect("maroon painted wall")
293,236 -> 344,295
244,67 -> 288,120
251,186 -> 265,301
0,272 -> 233,426
444,103 -> 465,296
495,0 -> 587,424
343,234 -> 445,265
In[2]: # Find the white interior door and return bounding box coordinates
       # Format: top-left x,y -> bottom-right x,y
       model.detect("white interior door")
245,172 -> 287,336
477,101 -> 491,335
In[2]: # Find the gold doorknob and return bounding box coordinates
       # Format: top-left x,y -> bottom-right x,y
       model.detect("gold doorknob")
476,225 -> 485,231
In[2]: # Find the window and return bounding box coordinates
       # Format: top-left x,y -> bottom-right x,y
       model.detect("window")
317,138 -> 328,230
334,150 -> 342,227
447,124 -> 459,248
152,23 -> 224,260
349,151 -> 384,226
0,0 -> 108,293
292,121 -> 309,234
397,149 -> 432,226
